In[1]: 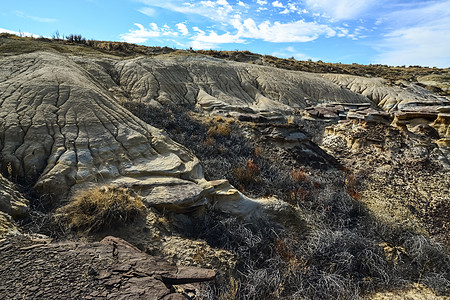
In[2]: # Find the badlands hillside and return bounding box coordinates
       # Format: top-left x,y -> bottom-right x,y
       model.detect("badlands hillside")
0,33 -> 449,299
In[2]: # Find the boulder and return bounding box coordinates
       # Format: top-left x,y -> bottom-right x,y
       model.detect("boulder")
0,174 -> 28,219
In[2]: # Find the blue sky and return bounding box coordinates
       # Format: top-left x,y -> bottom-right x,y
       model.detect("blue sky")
1,0 -> 449,67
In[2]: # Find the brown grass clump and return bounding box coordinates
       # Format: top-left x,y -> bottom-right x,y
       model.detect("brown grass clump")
233,159 -> 261,187
345,173 -> 362,200
59,186 -> 145,233
207,123 -> 231,137
291,169 -> 308,182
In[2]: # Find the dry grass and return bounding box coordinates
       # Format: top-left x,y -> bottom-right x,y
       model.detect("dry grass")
233,159 -> 261,189
207,123 -> 232,137
291,169 -> 308,182
58,186 -> 145,233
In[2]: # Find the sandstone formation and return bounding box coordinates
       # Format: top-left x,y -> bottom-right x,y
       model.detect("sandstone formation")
2,50 -> 448,210
0,51 -> 202,204
322,74 -> 449,111
1,36 -> 449,299
0,173 -> 28,219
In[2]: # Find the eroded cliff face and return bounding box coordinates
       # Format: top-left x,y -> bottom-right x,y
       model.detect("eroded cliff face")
1,37 -> 449,299
1,45 -> 449,235
0,51 -> 202,200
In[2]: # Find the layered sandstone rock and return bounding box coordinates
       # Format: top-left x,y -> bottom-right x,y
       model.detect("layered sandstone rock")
0,174 -> 28,219
322,74 -> 449,111
0,48 -> 448,217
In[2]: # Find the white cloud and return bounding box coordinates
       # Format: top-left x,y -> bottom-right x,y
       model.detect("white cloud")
200,1 -> 215,7
217,0 -> 230,5
237,1 -> 247,7
176,23 -> 189,35
120,23 -> 178,44
238,18 -> 336,42
191,30 -> 245,48
138,7 -> 156,16
137,0 -> 233,21
0,28 -> 37,37
280,8 -> 290,14
14,11 -> 57,23
272,1 -> 284,8
304,0 -> 379,20
272,46 -> 315,61
257,0 -> 267,5
373,1 -> 450,67
190,17 -> 336,48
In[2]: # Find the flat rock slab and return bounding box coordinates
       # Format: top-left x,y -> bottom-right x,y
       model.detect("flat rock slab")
142,183 -> 207,212
0,235 -> 215,299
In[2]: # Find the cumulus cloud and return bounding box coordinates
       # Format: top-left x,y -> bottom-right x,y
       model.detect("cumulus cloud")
120,23 -> 178,44
217,0 -> 230,5
200,1 -> 215,7
272,1 -> 284,8
238,18 -> 335,42
257,0 -> 268,6
191,31 -> 245,49
237,1 -> 247,7
176,23 -> 189,35
190,17 -> 336,48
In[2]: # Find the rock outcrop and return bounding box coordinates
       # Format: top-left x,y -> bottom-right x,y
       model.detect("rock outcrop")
0,51 -> 202,204
0,174 -> 28,235
0,173 -> 28,219
322,74 -> 449,111
1,36 -> 449,300
0,234 -> 215,299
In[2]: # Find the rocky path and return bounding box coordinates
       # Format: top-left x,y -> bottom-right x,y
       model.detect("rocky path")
0,235 -> 215,299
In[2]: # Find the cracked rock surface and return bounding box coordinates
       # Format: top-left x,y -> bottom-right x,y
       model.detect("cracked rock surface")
2,50 -> 448,207
0,52 -> 202,203
0,234 -> 215,299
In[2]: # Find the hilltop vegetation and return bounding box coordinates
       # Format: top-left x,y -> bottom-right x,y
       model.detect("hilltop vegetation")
1,32 -> 448,96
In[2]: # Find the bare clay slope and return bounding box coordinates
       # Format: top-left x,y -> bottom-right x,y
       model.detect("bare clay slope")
1,48 -> 449,213
1,38 -> 450,299
0,51 -> 202,202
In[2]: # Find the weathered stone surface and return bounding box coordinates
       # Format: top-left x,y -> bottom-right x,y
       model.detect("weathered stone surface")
0,173 -> 28,220
142,183 -> 206,212
0,235 -> 215,299
433,111 -> 450,139
322,120 -> 450,245
2,50 -> 448,213
417,73 -> 450,95
115,55 -> 371,114
0,52 -> 201,204
0,211 -> 16,235
322,74 -> 450,111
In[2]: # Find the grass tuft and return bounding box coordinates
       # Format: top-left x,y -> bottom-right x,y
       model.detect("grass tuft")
58,186 -> 144,233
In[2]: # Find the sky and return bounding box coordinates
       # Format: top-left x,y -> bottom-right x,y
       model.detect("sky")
1,0 -> 449,67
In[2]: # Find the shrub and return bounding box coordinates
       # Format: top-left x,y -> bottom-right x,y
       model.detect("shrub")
207,123 -> 231,137
66,34 -> 86,44
291,168 -> 308,182
58,186 -> 144,233
233,159 -> 261,188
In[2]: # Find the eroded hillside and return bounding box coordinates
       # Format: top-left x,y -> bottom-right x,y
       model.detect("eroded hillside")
1,35 -> 449,299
